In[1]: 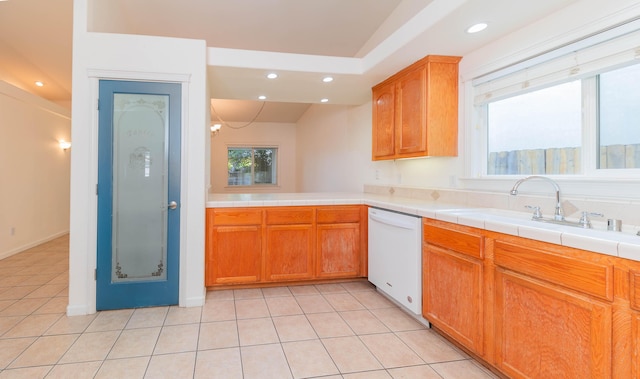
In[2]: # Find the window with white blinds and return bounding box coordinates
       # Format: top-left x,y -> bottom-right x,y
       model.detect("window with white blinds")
474,19 -> 640,106
474,18 -> 640,176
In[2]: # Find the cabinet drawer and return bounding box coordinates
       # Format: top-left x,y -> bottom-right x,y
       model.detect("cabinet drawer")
208,208 -> 262,226
317,206 -> 361,224
423,223 -> 483,259
265,207 -> 314,225
494,240 -> 613,301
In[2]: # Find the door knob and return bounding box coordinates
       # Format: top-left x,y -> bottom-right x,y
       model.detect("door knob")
168,201 -> 178,210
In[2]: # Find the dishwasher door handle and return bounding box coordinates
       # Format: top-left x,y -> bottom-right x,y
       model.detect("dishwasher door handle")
368,213 -> 418,230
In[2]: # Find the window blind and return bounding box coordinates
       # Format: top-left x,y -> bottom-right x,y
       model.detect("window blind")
473,18 -> 640,105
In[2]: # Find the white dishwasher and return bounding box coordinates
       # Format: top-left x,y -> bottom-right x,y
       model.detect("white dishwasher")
368,207 -> 422,315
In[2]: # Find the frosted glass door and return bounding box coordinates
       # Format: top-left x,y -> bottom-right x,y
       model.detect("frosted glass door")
97,80 -> 181,310
112,93 -> 168,282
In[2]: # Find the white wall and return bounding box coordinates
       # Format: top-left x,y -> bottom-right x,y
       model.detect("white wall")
295,103 -> 373,192
0,81 -> 71,258
210,122 -> 298,193
295,100 -> 464,192
69,0 -> 208,315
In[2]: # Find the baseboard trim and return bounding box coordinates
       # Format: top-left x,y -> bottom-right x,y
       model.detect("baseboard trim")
0,230 -> 69,260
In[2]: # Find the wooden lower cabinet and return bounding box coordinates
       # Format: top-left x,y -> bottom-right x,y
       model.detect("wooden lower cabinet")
421,219 -> 630,378
492,238 -> 613,379
316,206 -> 366,278
207,225 -> 262,285
265,224 -> 314,281
317,223 -> 360,278
205,205 -> 366,287
633,312 -> 640,379
423,244 -> 484,354
206,208 -> 263,286
264,207 -> 315,282
494,269 -> 612,379
630,270 -> 640,379
423,220 -> 485,355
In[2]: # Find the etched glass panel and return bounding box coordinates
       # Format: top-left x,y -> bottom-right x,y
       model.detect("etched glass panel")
112,93 -> 168,282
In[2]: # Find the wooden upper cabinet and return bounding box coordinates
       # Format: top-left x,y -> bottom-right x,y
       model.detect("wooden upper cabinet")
372,81 -> 396,160
372,55 -> 461,160
396,67 -> 426,155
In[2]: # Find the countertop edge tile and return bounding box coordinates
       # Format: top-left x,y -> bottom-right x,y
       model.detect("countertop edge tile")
484,219 -> 519,236
618,242 -> 640,261
560,232 -> 619,256
455,215 -> 486,229
517,225 -> 563,245
434,213 -> 459,224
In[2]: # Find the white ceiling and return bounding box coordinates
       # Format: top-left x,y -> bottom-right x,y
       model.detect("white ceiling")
0,0 -> 579,122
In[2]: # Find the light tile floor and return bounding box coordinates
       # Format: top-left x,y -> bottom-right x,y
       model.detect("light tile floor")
0,235 -> 499,378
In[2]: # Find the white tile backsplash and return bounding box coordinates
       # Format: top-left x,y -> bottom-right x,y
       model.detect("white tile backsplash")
466,191 -> 509,209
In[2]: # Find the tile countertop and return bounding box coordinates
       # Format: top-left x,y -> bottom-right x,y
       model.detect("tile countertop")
207,192 -> 640,262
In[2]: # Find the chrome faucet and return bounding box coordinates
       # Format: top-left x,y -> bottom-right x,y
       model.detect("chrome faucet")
510,175 -> 564,221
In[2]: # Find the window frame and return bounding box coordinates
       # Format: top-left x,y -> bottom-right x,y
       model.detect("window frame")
470,29 -> 640,179
226,145 -> 279,187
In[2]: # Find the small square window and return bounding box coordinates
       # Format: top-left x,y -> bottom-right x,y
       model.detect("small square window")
227,147 -> 277,186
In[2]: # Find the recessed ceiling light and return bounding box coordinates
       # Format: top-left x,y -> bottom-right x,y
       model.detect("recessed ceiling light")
466,23 -> 488,34
320,98 -> 329,103
258,95 -> 267,100
266,73 -> 278,79
35,81 -> 44,87
322,76 -> 334,83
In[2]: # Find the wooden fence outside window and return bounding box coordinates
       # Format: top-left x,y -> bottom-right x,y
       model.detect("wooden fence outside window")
488,144 -> 640,174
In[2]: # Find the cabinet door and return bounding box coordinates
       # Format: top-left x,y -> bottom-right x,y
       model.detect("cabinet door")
633,312 -> 640,379
207,225 -> 262,285
395,67 -> 426,156
372,81 -> 396,160
424,59 -> 460,156
630,271 -> 640,379
316,223 -> 360,278
265,224 -> 314,281
423,243 -> 483,354
494,269 -> 612,379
